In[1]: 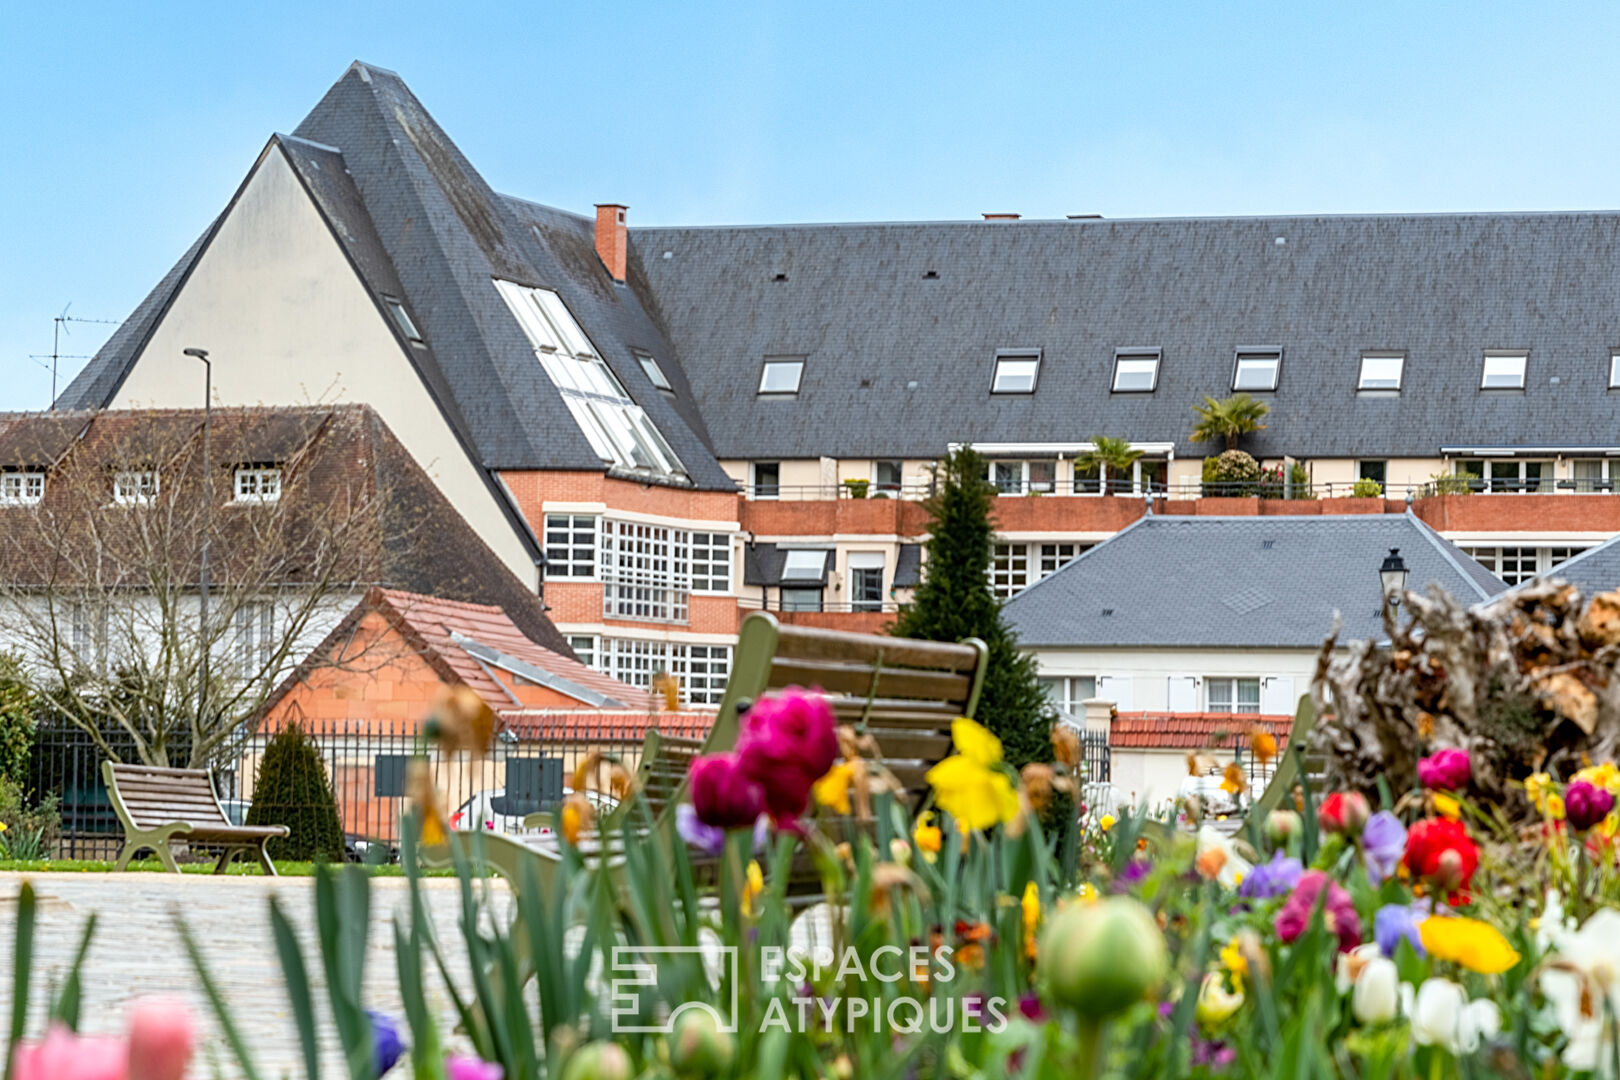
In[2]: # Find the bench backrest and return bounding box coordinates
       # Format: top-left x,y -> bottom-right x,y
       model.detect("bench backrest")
103,762 -> 232,832
636,731 -> 707,819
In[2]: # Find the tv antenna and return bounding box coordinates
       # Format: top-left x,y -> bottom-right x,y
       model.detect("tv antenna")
28,304 -> 120,408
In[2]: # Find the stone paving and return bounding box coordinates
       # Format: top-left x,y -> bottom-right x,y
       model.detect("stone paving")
0,872 -> 509,1078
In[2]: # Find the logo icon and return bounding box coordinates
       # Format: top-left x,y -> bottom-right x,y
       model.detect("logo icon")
610,945 -> 738,1033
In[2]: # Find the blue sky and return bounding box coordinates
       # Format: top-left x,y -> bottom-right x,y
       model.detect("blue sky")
6,1 -> 1620,411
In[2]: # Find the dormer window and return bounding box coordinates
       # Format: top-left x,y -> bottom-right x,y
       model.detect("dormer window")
1232,348 -> 1282,391
1112,349 -> 1161,392
636,351 -> 674,393
1358,353 -> 1405,391
758,357 -> 804,395
384,297 -> 424,345
0,471 -> 43,506
113,470 -> 158,506
234,467 -> 282,503
991,350 -> 1041,394
1481,352 -> 1527,389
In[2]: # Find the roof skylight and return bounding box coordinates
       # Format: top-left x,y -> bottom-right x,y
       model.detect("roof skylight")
636,351 -> 673,392
1233,348 -> 1282,392
384,298 -> 423,345
1481,352 -> 1527,390
991,350 -> 1040,394
759,357 -> 804,395
781,549 -> 828,581
1112,349 -> 1161,393
1358,354 -> 1404,391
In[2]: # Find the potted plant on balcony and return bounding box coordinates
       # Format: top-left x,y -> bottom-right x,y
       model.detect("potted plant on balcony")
842,478 -> 870,499
1191,392 -> 1270,451
1073,436 -> 1143,496
1201,449 -> 1262,499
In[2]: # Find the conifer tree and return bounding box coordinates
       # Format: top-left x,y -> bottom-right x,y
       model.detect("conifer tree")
892,447 -> 1055,766
245,722 -> 344,861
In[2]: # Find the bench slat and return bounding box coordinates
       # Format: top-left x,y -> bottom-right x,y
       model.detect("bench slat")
772,627 -> 979,673
768,658 -> 972,704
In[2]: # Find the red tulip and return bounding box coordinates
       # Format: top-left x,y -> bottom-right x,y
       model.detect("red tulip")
688,753 -> 765,829
1416,749 -> 1472,792
1403,817 -> 1478,902
1317,792 -> 1370,836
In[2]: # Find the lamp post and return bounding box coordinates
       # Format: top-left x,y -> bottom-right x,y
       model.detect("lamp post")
1379,547 -> 1409,631
184,348 -> 211,729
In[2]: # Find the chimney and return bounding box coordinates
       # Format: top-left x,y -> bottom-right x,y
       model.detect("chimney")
982,212 -> 1020,221
594,204 -> 629,282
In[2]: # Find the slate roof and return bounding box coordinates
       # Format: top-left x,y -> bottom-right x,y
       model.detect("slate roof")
634,212 -> 1620,461
1003,513 -> 1507,649
1518,534 -> 1620,597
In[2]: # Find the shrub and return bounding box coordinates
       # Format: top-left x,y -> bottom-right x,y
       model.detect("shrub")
0,654 -> 33,787
1352,477 -> 1384,498
842,478 -> 869,499
1258,463 -> 1315,500
1430,472 -> 1474,495
0,776 -> 60,860
246,723 -> 344,860
1202,449 -> 1262,495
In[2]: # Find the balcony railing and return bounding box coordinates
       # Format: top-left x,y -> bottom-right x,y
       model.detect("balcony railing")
602,580 -> 690,624
742,478 -> 1620,502
736,596 -> 911,615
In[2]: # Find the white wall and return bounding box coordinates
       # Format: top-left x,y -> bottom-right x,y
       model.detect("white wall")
1109,749 -> 1198,814
108,145 -> 537,589
1031,646 -> 1319,714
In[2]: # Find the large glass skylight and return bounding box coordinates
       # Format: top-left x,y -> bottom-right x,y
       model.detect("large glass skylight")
1358,354 -> 1404,391
991,351 -> 1040,393
1112,349 -> 1161,392
759,358 -> 804,395
1481,353 -> 1527,390
494,280 -> 685,478
1233,349 -> 1282,391
781,549 -> 828,581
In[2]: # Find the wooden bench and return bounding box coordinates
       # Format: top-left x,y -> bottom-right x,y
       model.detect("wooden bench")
102,761 -> 290,875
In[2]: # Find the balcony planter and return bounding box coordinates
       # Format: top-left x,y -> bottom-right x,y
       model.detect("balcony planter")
1195,496 -> 1260,516
1320,496 -> 1385,515
1259,498 -> 1322,515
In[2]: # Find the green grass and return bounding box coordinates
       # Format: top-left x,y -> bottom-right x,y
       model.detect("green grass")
0,858 -> 460,877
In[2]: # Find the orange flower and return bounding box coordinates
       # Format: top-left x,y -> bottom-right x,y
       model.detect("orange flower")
405,759 -> 449,846
1250,730 -> 1278,764
1220,762 -> 1248,796
425,686 -> 496,757
1196,846 -> 1228,880
560,792 -> 594,845
1021,763 -> 1056,814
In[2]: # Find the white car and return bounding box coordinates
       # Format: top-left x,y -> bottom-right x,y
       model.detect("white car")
451,788 -> 621,836
1176,773 -> 1240,830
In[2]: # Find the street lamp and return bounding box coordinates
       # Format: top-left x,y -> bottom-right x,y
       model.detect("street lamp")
184,348 -> 211,728
1379,547 -> 1409,615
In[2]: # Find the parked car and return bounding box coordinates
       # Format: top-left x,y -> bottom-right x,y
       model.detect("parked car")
1176,772 -> 1241,831
451,787 -> 621,836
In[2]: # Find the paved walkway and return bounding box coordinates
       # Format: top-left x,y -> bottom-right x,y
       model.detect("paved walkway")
0,872 -> 510,1078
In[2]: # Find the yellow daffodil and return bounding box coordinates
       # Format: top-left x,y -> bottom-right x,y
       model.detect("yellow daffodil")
1076,881 -> 1100,904
1220,939 -> 1248,990
1022,882 -> 1041,959
913,811 -> 942,860
1526,773 -> 1554,812
1419,916 -> 1522,975
1546,793 -> 1567,821
1099,813 -> 1117,832
1196,971 -> 1244,1028
1575,762 -> 1620,795
1432,793 -> 1462,821
405,759 -> 449,846
925,718 -> 1019,831
813,761 -> 857,815
1220,762 -> 1247,796
559,792 -> 593,845
742,860 -> 765,917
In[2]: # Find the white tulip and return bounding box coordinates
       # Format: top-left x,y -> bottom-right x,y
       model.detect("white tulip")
1336,943 -> 1382,994
1352,957 -> 1400,1025
1411,978 -> 1499,1055
1540,907 -> 1620,1074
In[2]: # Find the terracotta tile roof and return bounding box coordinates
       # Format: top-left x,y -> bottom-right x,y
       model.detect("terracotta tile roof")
373,589 -> 646,712
501,711 -> 715,743
1109,712 -> 1294,750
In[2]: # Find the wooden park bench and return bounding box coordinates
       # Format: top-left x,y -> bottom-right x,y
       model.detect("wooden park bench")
102,761 -> 290,875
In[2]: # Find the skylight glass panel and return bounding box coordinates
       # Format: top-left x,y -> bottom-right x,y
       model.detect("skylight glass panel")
1481,353 -> 1527,389
637,352 -> 673,392
1358,354 -> 1404,391
385,298 -> 423,344
1233,349 -> 1281,391
781,549 -> 828,581
1610,351 -> 1620,389
494,279 -> 686,478
759,358 -> 804,395
1112,350 -> 1160,392
991,351 -> 1040,394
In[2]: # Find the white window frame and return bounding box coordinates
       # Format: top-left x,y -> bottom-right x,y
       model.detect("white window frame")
1610,351 -> 1620,389
233,467 -> 282,503
990,543 -> 1030,598
113,470 -> 158,506
1232,348 -> 1282,392
600,520 -> 690,624
1038,542 -> 1084,578
779,586 -> 824,612
873,460 -> 904,493
1571,459 -> 1616,493
636,351 -> 674,392
601,638 -> 733,706
234,601 -> 274,675
1205,677 -> 1261,714
1358,353 -> 1405,391
688,532 -> 732,594
544,514 -> 598,579
1456,458 -> 1552,494
758,357 -> 805,395
1111,349 -> 1161,393
988,459 -> 1056,495
1462,545 -> 1585,587
847,551 -> 886,612
990,350 -> 1041,394
1481,352 -> 1527,390
781,548 -> 828,582
1038,675 -> 1098,716
567,634 -> 600,670
384,297 -> 424,344
0,471 -> 44,506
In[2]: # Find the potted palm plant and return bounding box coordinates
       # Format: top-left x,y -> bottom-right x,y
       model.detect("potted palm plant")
1191,393 -> 1270,451
1074,436 -> 1143,495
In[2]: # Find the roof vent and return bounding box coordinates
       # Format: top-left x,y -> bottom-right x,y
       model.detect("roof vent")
1262,539 -> 1275,549
772,272 -> 788,282
922,270 -> 939,280
1101,608 -> 1114,617
859,377 -> 872,389
982,213 -> 1020,221
1274,236 -> 1287,246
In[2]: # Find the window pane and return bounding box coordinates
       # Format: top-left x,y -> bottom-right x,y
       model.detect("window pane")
759,359 -> 804,394
1358,461 -> 1387,484
1612,353 -> 1620,389
874,460 -> 903,491
1358,355 -> 1403,390
637,353 -> 672,391
1237,679 -> 1261,713
780,587 -> 823,612
1481,354 -> 1526,388
753,462 -> 780,498
781,549 -> 827,581
992,462 -> 1022,493
1207,679 -> 1233,712
991,355 -> 1039,393
1233,353 -> 1280,391
1113,355 -> 1159,392
1028,460 -> 1055,492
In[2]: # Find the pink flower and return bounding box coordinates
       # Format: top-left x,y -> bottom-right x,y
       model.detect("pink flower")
1566,780 -> 1616,832
735,688 -> 838,826
1274,870 -> 1363,953
446,1056 -> 503,1080
12,1024 -> 127,1080
688,753 -> 765,830
1317,792 -> 1370,836
1416,749 -> 1471,792
125,998 -> 195,1080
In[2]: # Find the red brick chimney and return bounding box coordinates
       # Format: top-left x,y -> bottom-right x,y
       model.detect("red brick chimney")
594,204 -> 629,282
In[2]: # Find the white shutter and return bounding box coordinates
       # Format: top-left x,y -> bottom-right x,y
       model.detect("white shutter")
1260,677 -> 1296,715
1166,675 -> 1198,713
1095,675 -> 1134,711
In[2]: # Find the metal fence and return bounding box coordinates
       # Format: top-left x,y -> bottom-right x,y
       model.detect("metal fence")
21,716 -> 696,861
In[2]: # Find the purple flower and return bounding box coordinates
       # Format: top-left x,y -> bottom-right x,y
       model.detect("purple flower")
676,803 -> 728,855
1361,810 -> 1407,885
1416,749 -> 1471,792
367,1011 -> 406,1077
1191,1036 -> 1237,1070
1275,871 -> 1362,953
1566,781 -> 1616,832
1239,850 -> 1303,899
1017,993 -> 1047,1022
1113,858 -> 1150,891
1374,903 -> 1426,959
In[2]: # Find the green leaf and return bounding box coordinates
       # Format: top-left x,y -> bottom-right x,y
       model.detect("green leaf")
47,910 -> 96,1032
268,897 -> 320,1080
5,881 -> 35,1080
174,914 -> 264,1080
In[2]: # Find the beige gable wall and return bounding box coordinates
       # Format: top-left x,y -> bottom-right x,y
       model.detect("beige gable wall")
109,146 -> 537,588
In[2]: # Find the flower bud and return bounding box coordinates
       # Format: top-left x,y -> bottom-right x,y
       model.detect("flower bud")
1265,809 -> 1302,845
1351,958 -> 1399,1024
1317,792 -> 1370,836
560,1042 -> 634,1080
1040,897 -> 1168,1019
669,1009 -> 734,1076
